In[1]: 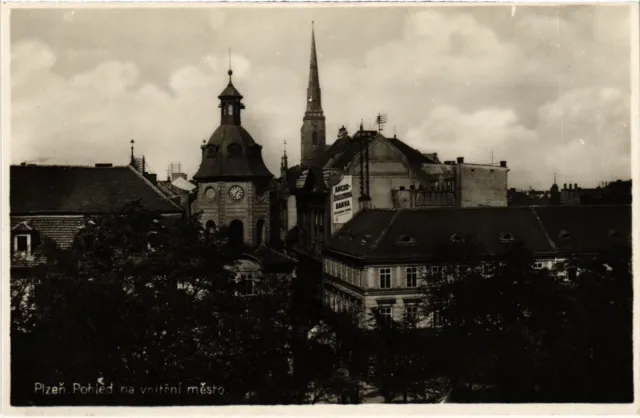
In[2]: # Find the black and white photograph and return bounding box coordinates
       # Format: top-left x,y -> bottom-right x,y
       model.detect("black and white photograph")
3,2 -> 637,411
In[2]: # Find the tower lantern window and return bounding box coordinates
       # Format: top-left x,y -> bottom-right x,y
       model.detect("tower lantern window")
228,104 -> 233,116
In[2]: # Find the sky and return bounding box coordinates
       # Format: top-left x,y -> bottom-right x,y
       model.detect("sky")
9,5 -> 633,189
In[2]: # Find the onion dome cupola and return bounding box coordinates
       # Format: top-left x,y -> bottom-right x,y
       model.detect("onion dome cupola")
193,67 -> 274,181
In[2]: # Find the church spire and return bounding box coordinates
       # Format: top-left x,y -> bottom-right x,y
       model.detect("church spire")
306,21 -> 322,114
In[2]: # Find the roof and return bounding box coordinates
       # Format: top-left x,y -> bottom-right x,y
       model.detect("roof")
533,205 -> 631,254
252,244 -> 298,273
172,177 -> 196,192
312,132 -> 438,172
193,124 -> 273,180
10,216 -> 85,249
10,165 -> 183,215
324,205 -> 630,262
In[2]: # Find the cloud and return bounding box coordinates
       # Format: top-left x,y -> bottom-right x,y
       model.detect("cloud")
10,39 -> 302,179
404,86 -> 630,188
10,7 -> 632,189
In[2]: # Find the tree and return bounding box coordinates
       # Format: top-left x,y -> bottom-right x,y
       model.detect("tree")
10,201 -> 300,406
419,239 -> 633,403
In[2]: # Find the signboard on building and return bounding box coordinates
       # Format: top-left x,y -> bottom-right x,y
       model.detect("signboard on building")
332,175 -> 353,224
296,169 -> 309,189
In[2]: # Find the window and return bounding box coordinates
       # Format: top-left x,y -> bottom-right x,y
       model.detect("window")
533,261 -> 544,270
379,268 -> 391,289
239,273 -> 256,296
428,311 -> 444,328
312,131 -> 318,145
16,235 -> 28,252
379,306 -> 393,323
405,267 -> 418,288
450,233 -> 465,243
324,259 -> 329,272
499,232 -> 515,242
227,143 -> 242,158
228,104 -> 234,116
405,304 -> 419,320
430,265 -> 442,275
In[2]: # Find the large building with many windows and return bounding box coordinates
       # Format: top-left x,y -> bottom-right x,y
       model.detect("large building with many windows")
322,205 -> 631,327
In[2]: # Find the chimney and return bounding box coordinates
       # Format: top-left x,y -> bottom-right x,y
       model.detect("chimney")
569,184 -> 573,190
574,183 -> 578,190
399,186 -> 405,191
563,183 -> 567,190
144,173 -> 157,186
499,160 -> 507,168
457,157 -> 464,164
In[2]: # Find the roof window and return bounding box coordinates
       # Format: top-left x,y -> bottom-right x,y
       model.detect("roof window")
499,232 -> 515,242
450,233 -> 465,243
227,143 -> 242,158
398,235 -> 415,245
608,229 -> 619,237
559,230 -> 571,240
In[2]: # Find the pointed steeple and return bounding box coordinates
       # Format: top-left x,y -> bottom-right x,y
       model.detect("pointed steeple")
306,21 -> 323,115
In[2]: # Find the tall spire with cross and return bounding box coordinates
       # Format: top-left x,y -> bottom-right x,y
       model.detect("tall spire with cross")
301,21 -> 326,167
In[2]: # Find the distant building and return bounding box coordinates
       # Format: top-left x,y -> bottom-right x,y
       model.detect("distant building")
508,180 -> 631,207
274,26 -> 511,267
322,205 -> 631,327
9,163 -> 183,273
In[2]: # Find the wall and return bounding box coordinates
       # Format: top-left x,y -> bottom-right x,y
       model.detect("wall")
193,181 -> 270,246
347,138 -> 414,210
458,164 -> 508,208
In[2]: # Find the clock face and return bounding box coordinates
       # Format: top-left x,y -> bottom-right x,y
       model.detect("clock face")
205,187 -> 216,202
228,185 -> 245,201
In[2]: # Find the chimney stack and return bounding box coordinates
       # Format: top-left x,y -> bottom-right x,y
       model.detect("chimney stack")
574,183 -> 578,190
499,160 -> 507,168
457,157 -> 464,164
563,183 -> 567,190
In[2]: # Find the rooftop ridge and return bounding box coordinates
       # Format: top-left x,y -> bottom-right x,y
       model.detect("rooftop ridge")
127,166 -> 183,212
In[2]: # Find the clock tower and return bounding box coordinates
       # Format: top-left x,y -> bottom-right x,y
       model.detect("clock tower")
193,66 -> 274,247
300,22 -> 326,167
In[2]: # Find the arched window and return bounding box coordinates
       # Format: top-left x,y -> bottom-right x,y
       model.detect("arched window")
228,104 -> 234,116
256,219 -> 265,246
311,131 -> 318,145
227,143 -> 242,158
205,220 -> 216,234
229,219 -> 244,246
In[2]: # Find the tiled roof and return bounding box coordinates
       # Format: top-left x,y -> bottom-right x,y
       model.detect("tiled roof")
11,216 -> 86,250
324,206 -> 630,262
533,205 -> 631,254
252,244 -> 298,273
10,165 -> 183,215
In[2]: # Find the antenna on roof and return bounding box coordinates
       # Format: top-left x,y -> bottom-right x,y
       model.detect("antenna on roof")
375,113 -> 388,133
130,139 -> 135,165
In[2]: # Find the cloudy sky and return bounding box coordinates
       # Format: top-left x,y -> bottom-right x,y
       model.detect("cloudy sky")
9,5 -> 633,189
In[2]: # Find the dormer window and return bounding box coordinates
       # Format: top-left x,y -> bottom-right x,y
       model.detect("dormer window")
398,235 -> 415,245
499,232 -> 515,242
207,147 -> 216,158
450,233 -> 465,243
227,143 -> 242,158
559,230 -> 571,240
15,235 -> 29,253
